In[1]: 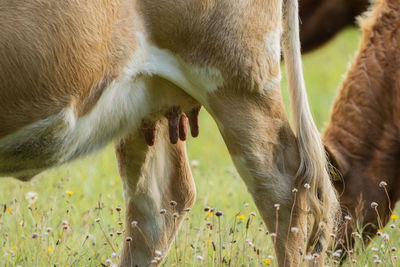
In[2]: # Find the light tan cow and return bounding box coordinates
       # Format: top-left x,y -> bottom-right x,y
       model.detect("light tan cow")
0,0 -> 339,266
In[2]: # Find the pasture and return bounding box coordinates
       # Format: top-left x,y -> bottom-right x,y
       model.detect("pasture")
1,28 -> 398,266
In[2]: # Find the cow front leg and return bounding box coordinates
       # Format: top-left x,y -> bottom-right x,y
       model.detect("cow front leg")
115,118 -> 196,266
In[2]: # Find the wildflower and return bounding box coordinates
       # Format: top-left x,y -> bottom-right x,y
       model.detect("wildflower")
204,206 -> 210,212
344,215 -> 352,221
62,220 -> 69,226
173,212 -> 179,218
250,212 -> 256,216
111,252 -> 117,258
391,215 -> 399,220
47,247 -> 53,253
184,208 -> 191,212
313,253 -> 320,259
382,233 -> 390,241
304,254 -> 313,261
304,183 -> 311,190
292,188 -> 298,193
351,259 -> 357,263
32,233 -> 39,239
25,191 -> 39,204
169,200 -> 177,207
391,247 -> 397,252
244,203 -> 249,207
7,208 -> 12,214
371,247 -> 379,252
151,260 -> 158,264
379,181 -> 387,188
105,259 -> 112,266
116,206 -> 122,212
330,233 -> 336,238
263,259 -> 271,265
237,215 -> 245,220
126,237 -> 132,242
95,218 -> 101,223
155,250 -> 162,257
46,227 -> 53,233
160,209 -> 166,214
291,227 -> 299,233
215,211 -> 223,217
206,211 -> 213,217
210,208 -> 215,212
274,204 -> 280,210
131,221 -> 138,227
332,252 -> 341,258
116,231 -> 122,235
196,255 -> 204,261
390,224 -> 396,229
270,233 -> 277,237
66,190 -> 73,196
371,202 -> 378,208
373,254 -> 379,260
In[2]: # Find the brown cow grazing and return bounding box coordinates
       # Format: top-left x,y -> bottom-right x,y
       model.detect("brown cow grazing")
299,0 -> 370,52
323,0 -> 400,253
0,0 -> 339,266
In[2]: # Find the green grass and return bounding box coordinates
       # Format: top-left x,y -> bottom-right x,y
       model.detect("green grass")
1,28 -> 399,266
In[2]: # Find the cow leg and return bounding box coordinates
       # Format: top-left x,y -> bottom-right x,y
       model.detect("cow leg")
115,118 -> 195,266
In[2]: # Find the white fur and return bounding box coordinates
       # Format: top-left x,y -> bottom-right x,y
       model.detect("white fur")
0,32 -> 224,177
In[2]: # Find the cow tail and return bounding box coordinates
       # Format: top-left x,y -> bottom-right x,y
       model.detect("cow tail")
281,0 -> 340,253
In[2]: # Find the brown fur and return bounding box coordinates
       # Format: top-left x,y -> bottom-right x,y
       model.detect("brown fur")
299,0 -> 370,52
323,0 -> 400,248
0,0 -> 136,138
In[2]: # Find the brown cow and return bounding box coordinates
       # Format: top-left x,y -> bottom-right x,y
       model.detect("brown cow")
0,0 -> 339,266
299,0 -> 370,52
323,0 -> 400,253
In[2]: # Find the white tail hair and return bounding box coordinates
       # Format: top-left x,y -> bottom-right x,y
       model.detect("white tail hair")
281,0 -> 339,252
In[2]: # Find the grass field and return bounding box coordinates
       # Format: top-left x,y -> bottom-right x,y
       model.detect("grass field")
1,28 -> 399,266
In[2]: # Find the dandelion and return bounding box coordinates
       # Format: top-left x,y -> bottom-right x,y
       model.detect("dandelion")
155,250 -> 162,257
391,215 -> 399,219
237,215 -> 245,220
206,211 -> 213,217
66,190 -> 73,196
47,247 -> 53,253
263,259 -> 271,265
379,181 -> 387,188
25,191 -> 39,204
371,202 -> 378,208
7,208 -> 12,214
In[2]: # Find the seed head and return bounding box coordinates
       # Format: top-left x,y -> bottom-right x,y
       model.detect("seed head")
379,181 -> 387,188
131,221 -> 138,227
169,200 -> 177,207
204,206 -> 210,212
126,236 -> 132,242
31,233 -> 39,239
116,206 -> 122,212
371,202 -> 378,208
46,227 -> 53,233
215,211 -> 223,217
160,209 -> 166,214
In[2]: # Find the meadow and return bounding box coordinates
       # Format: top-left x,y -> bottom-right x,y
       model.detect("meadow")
1,28 -> 399,266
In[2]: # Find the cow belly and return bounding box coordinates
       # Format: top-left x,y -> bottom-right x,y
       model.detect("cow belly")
0,76 -> 150,180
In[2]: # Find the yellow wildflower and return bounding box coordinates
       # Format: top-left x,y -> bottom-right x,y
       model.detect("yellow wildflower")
48,247 -> 53,253
66,191 -> 73,196
377,229 -> 383,233
237,215 -> 245,220
264,259 -> 271,265
206,211 -> 213,217
7,208 -> 12,214
391,215 -> 399,220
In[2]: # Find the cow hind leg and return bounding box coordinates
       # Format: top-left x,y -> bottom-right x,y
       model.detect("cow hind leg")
115,118 -> 196,266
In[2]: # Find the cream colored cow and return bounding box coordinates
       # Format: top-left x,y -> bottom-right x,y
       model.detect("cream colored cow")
0,0 -> 338,266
